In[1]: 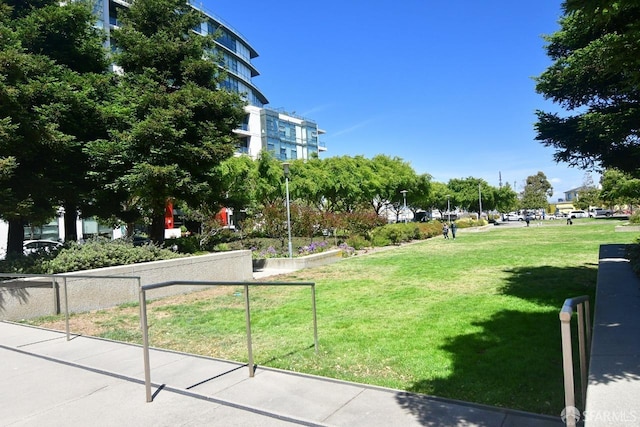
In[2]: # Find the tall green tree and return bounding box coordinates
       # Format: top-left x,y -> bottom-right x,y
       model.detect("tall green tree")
493,183 -> 519,213
16,0 -> 109,242
370,155 -> 417,218
427,181 -> 452,216
600,168 -> 640,211
520,171 -> 553,210
218,155 -> 258,214
0,0 -> 106,254
535,1 -> 640,177
88,0 -> 245,243
407,173 -> 432,216
253,151 -> 286,207
447,177 -> 493,215
322,156 -> 377,213
574,173 -> 601,209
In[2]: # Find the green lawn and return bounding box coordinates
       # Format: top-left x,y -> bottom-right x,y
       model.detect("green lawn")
33,219 -> 639,415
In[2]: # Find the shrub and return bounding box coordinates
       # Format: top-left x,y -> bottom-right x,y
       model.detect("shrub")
339,242 -> 356,257
628,240 -> 640,276
346,234 -> 369,250
370,233 -> 392,247
0,252 -> 52,275
298,240 -> 329,256
629,212 -> 640,224
343,211 -> 386,237
415,221 -> 444,239
454,218 -> 487,228
166,235 -> 200,254
43,238 -> 181,274
213,243 -> 231,252
370,223 -> 416,246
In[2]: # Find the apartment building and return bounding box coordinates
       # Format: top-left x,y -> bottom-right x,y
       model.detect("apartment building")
103,0 -> 326,161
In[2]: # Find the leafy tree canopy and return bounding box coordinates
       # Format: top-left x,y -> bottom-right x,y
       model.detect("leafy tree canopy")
520,171 -> 553,209
600,168 -> 640,207
535,0 -> 640,177
87,0 -> 245,243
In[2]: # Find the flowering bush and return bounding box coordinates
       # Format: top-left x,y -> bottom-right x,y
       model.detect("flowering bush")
339,242 -> 355,257
253,246 -> 280,259
298,240 -> 328,256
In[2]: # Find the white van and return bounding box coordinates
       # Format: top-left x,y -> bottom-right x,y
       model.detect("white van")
569,210 -> 588,218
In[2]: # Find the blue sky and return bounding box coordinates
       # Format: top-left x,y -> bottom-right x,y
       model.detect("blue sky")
202,0 -> 592,201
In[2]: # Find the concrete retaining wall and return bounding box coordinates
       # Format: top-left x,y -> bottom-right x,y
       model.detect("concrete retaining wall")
0,250 -> 252,321
253,249 -> 344,271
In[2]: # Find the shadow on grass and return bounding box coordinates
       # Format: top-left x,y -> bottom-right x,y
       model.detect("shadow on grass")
397,265 -> 599,418
499,264 -> 598,307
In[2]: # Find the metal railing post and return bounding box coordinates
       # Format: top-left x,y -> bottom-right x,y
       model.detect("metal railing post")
63,277 -> 70,341
52,276 -> 59,315
139,287 -> 152,402
129,280 -> 316,402
311,284 -> 318,353
244,284 -> 254,377
577,303 -> 588,406
560,315 -> 577,427
559,295 -> 591,427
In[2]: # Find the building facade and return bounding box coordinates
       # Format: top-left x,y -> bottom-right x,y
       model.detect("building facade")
1,0 -> 327,253
102,0 -> 326,161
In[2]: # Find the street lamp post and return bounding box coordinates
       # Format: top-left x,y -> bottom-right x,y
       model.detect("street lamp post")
447,194 -> 451,224
401,190 -> 408,223
478,183 -> 483,221
283,162 -> 293,259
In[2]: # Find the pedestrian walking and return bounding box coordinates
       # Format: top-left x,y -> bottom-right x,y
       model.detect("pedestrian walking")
442,223 -> 449,239
450,222 -> 457,239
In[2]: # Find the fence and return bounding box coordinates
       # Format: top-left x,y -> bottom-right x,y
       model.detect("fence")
0,273 -> 140,339
139,280 -> 318,403
559,295 -> 591,427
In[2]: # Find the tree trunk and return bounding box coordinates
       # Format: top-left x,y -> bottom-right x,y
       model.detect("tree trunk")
6,218 -> 26,257
150,214 -> 165,245
63,203 -> 78,242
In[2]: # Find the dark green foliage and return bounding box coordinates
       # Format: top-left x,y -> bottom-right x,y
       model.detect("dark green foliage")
342,210 -> 387,237
370,222 -> 442,246
345,234 -> 368,250
0,0 -> 110,253
165,235 -> 200,254
0,239 -> 180,274
51,239 -> 178,273
628,240 -> 640,276
535,0 -> 640,176
88,0 -> 245,244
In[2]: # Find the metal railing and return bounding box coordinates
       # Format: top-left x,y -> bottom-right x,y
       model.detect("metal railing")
139,280 -> 318,403
0,273 -> 141,341
559,295 -> 591,427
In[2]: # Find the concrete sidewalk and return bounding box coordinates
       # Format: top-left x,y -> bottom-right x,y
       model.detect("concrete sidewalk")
0,321 -> 562,427
585,244 -> 640,426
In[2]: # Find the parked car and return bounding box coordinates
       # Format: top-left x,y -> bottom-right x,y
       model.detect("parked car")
503,212 -> 524,221
23,239 -> 62,255
589,208 -> 613,217
569,210 -> 588,219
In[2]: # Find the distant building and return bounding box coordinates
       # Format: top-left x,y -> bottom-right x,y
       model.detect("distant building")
564,187 -> 585,203
102,0 -> 326,161
1,1 -> 328,251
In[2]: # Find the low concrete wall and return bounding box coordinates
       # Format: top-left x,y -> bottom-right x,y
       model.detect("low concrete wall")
253,249 -> 344,271
615,225 -> 640,232
0,250 -> 252,321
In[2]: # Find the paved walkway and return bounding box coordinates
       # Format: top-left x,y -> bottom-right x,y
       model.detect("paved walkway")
585,244 -> 640,426
0,321 -> 562,426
